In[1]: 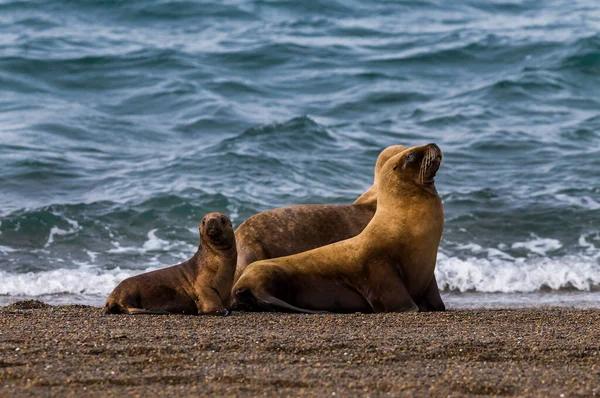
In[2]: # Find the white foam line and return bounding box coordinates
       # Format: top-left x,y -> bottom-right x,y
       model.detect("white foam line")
436,252 -> 600,293
0,245 -> 16,253
0,266 -> 158,297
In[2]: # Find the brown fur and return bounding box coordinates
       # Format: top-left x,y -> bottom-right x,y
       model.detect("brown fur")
105,213 -> 236,316
233,145 -> 445,311
232,144 -> 444,313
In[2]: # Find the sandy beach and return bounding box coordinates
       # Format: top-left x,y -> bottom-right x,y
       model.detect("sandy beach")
0,302 -> 598,397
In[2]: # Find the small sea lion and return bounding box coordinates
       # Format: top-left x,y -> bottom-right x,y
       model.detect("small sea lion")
105,212 -> 236,315
233,144 -> 445,311
232,143 -> 444,313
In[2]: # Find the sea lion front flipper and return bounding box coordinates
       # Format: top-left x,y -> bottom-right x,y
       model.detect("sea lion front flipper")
196,287 -> 229,316
416,275 -> 445,312
363,260 -> 418,313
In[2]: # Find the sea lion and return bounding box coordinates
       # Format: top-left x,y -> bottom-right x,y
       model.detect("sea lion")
231,143 -> 444,314
105,212 -> 236,315
234,145 -> 407,281
233,144 -> 445,311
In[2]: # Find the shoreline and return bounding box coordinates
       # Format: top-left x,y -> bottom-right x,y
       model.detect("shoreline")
1,303 -> 599,396
3,290 -> 600,309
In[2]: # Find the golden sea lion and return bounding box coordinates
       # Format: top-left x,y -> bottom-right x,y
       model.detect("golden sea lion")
233,144 -> 444,311
234,145 -> 406,280
232,143 -> 444,313
105,212 -> 236,315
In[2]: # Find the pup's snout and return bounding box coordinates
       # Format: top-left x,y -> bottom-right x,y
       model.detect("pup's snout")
207,218 -> 218,230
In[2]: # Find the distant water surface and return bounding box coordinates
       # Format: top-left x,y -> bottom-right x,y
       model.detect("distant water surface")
1,0 -> 599,307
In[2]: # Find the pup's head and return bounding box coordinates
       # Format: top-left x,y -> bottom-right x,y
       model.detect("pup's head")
200,212 -> 235,249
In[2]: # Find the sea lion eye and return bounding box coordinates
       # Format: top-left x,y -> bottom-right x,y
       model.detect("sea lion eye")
221,217 -> 226,224
406,152 -> 415,162
202,219 -> 206,226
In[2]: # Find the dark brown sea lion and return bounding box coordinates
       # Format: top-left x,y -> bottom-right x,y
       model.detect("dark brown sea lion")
105,212 -> 236,315
231,143 -> 444,314
233,145 -> 445,311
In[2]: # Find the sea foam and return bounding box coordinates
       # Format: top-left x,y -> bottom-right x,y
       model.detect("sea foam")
436,252 -> 600,293
0,266 -> 157,298
0,247 -> 598,300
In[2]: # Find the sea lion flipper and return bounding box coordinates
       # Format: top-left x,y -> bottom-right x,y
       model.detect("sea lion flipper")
364,261 -> 419,313
234,286 -> 329,314
196,288 -> 229,316
257,295 -> 330,315
126,308 -> 171,315
416,275 -> 446,312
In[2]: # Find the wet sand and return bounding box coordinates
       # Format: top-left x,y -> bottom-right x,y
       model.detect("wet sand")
1,302 -> 599,397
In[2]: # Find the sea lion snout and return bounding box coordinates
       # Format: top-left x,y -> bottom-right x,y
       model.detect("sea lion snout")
413,143 -> 442,184
206,217 -> 221,236
426,142 -> 442,157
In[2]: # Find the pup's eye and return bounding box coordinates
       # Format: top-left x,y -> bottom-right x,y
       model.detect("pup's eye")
221,217 -> 226,224
202,219 -> 206,225
406,152 -> 415,162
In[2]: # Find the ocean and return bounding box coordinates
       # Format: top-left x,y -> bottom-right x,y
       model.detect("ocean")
0,0 -> 599,308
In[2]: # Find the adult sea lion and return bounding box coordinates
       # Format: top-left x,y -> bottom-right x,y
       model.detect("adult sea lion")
234,145 -> 406,280
231,143 -> 444,313
233,144 -> 445,311
105,212 -> 236,315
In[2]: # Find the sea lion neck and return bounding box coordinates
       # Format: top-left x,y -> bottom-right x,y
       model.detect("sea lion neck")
369,181 -> 443,244
198,237 -> 236,258
186,241 -> 235,276
352,185 -> 378,207
377,179 -> 439,208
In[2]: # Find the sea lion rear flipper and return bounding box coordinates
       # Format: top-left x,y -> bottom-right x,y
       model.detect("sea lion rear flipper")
258,295 -> 331,314
234,287 -> 329,314
126,307 -> 171,315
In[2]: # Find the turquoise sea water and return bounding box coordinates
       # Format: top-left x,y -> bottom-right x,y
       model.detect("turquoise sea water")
0,0 -> 599,307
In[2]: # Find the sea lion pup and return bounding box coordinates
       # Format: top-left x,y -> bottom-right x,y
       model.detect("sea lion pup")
233,144 -> 445,311
231,143 -> 444,314
105,212 -> 236,316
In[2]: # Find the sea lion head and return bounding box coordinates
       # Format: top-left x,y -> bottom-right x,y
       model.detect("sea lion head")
381,143 -> 443,190
354,144 -> 410,205
200,212 -> 235,249
373,144 -> 409,181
